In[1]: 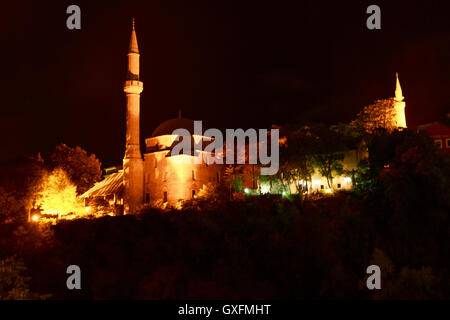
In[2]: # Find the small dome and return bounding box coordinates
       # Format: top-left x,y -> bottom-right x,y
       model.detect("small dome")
151,117 -> 195,137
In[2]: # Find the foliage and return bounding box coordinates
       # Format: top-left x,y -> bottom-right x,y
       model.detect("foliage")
280,126 -> 314,193
368,249 -> 441,299
308,124 -> 346,189
351,98 -> 398,134
49,144 -> 102,194
312,152 -> 344,188
0,154 -> 45,222
272,123 -> 351,193
182,182 -> 231,211
0,188 -> 26,223
223,165 -> 244,194
0,256 -> 50,300
34,168 -> 85,219
0,131 -> 448,300
196,182 -> 216,199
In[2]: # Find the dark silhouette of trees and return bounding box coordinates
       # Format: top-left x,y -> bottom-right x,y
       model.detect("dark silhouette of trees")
0,131 -> 448,300
0,256 -> 50,299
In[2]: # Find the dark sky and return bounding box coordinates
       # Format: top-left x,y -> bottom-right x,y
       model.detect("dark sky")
1,1 -> 449,166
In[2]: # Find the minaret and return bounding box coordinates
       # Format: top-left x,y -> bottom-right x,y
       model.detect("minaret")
393,72 -> 407,128
123,18 -> 144,214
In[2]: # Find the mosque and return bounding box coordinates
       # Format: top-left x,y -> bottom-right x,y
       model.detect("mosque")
82,20 -> 223,214
81,20 -> 407,214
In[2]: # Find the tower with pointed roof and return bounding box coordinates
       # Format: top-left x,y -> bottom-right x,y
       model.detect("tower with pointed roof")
393,72 -> 407,128
123,18 -> 144,214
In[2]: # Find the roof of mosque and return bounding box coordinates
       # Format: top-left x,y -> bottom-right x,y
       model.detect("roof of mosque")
151,117 -> 195,137
80,170 -> 123,199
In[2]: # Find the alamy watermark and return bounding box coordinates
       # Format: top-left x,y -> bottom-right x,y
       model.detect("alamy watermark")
66,265 -> 81,290
66,5 -> 81,30
170,121 -> 279,175
366,5 -> 381,30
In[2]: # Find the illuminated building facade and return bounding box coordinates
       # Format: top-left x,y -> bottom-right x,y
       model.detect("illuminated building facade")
143,117 -> 223,208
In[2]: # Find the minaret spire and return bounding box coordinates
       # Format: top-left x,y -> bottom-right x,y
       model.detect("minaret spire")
129,18 -> 139,54
394,72 -> 404,101
392,72 -> 407,128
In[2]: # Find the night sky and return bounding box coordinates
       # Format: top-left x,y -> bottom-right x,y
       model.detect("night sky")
2,1 -> 449,167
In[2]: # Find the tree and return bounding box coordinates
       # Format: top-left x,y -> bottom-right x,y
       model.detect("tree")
35,168 -> 85,219
0,188 -> 24,223
282,127 -> 314,193
0,154 -> 45,222
49,144 -> 102,194
223,165 -> 244,195
366,249 -> 440,299
351,98 -> 398,134
307,124 -> 346,189
380,132 -> 450,239
0,256 -> 50,300
273,123 -> 349,192
312,153 -> 344,189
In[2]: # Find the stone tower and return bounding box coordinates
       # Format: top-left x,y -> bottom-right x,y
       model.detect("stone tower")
123,18 -> 144,214
393,72 -> 407,128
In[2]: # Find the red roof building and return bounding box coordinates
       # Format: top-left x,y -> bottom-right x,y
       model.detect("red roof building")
417,121 -> 450,155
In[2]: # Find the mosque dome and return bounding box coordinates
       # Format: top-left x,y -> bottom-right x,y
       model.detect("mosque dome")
151,117 -> 195,137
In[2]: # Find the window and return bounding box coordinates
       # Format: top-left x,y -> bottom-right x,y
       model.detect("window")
192,190 -> 196,198
216,172 -> 220,183
446,139 -> 450,148
154,158 -> 157,168
434,140 -> 443,148
192,170 -> 195,181
163,192 -> 167,203
320,185 -> 324,190
337,184 -> 341,188
145,193 -> 150,204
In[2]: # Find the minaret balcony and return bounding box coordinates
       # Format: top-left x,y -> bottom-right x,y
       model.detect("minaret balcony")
124,80 -> 143,94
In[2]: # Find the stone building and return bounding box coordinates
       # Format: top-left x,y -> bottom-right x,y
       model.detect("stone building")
143,117 -> 222,208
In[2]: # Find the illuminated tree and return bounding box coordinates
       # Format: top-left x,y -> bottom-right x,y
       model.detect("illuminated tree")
35,168 -> 84,219
307,124 -> 345,189
313,153 -> 344,189
283,127 -> 314,193
49,144 -> 102,194
351,98 -> 398,134
197,183 -> 216,199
